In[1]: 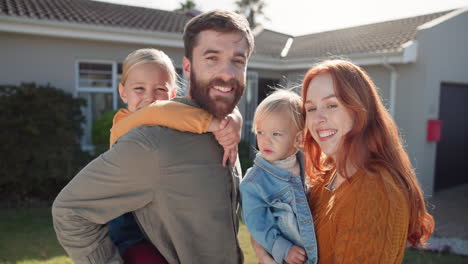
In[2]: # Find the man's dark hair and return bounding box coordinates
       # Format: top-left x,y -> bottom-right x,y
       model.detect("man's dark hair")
183,10 -> 255,61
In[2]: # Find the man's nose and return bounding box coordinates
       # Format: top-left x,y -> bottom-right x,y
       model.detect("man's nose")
217,61 -> 236,82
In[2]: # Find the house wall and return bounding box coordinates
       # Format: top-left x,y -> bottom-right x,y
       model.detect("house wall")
0,32 -> 184,92
395,10 -> 468,195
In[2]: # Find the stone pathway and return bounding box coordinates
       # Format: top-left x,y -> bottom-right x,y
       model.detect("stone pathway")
425,183 -> 468,255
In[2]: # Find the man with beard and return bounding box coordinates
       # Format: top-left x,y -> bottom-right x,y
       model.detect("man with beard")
52,10 -> 254,264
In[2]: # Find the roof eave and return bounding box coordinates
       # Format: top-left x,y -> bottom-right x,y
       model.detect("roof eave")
0,15 -> 184,48
250,42 -> 418,71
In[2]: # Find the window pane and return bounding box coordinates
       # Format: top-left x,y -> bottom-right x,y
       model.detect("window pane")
78,62 -> 113,89
78,92 -> 115,147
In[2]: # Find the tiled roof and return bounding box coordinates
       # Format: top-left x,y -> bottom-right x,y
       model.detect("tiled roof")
253,29 -> 292,58
0,0 -> 191,33
0,0 -> 456,58
287,10 -> 453,58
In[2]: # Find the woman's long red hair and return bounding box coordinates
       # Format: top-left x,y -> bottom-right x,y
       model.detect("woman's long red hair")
301,59 -> 434,247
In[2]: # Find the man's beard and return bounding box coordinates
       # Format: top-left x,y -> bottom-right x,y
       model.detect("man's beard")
189,69 -> 245,119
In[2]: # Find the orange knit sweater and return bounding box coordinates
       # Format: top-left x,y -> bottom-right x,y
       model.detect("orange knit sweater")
110,100 -> 213,146
308,166 -> 409,264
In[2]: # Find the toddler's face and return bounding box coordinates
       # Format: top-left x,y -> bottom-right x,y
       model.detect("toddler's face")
255,111 -> 301,162
119,63 -> 173,112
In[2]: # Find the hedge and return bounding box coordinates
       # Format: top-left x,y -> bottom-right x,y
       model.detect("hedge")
0,83 -> 92,203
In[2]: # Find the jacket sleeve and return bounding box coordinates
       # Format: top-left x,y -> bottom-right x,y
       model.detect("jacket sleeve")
110,100 -> 213,146
52,135 -> 159,264
240,179 -> 293,263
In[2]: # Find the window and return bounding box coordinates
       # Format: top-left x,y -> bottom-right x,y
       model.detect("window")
75,60 -> 121,150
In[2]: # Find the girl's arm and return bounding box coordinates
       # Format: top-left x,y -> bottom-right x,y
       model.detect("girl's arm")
110,100 -> 212,146
110,100 -> 242,166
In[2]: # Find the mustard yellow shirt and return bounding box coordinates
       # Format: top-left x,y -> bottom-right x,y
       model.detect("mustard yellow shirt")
110,100 -> 213,147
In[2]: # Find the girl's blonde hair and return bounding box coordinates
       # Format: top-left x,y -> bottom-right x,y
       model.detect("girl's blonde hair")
121,48 -> 178,94
253,89 -> 304,132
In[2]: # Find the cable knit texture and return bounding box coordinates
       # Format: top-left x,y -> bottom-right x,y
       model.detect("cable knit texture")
308,166 -> 409,264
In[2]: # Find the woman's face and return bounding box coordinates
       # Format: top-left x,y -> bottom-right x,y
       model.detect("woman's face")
304,73 -> 354,159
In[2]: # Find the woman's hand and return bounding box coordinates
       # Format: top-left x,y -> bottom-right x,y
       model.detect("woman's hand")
250,236 -> 276,264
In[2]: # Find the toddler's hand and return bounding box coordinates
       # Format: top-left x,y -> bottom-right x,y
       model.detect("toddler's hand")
285,245 -> 306,264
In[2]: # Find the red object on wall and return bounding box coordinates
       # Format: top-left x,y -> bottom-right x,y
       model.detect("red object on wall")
427,120 -> 442,142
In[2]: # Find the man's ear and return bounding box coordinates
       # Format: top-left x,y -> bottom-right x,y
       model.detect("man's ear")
118,83 -> 128,104
182,56 -> 191,80
294,130 -> 304,150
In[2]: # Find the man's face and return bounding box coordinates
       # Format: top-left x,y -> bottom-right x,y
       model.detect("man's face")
183,30 -> 249,118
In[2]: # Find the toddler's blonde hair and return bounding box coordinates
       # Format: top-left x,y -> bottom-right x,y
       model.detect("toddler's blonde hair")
253,89 -> 304,133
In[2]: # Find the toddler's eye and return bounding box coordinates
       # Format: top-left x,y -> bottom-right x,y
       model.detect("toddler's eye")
273,132 -> 282,136
256,131 -> 264,135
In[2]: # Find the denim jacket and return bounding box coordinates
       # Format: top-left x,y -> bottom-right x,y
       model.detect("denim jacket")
240,152 -> 317,264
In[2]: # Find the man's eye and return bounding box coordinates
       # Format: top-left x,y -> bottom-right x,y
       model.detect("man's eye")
134,87 -> 144,91
157,87 -> 168,91
207,56 -> 217,61
233,59 -> 245,65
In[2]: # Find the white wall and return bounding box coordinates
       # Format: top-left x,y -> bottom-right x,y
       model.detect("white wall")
0,32 -> 184,93
394,9 -> 468,195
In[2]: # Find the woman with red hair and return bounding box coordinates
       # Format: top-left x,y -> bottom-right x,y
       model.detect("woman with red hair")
302,59 -> 434,263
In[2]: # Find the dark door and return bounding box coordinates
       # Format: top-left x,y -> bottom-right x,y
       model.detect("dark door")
434,83 -> 468,191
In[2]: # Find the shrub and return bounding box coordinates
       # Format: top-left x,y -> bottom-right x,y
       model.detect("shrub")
0,83 -> 92,203
92,110 -> 118,155
239,140 -> 255,174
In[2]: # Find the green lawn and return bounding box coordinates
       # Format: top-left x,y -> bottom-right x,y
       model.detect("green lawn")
1,207 -> 467,264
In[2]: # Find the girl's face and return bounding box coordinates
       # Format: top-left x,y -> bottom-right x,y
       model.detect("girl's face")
255,110 -> 302,162
305,73 -> 354,159
119,63 -> 174,112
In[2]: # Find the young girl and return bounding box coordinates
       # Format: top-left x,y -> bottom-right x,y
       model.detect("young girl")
240,89 -> 318,264
302,59 -> 434,263
108,48 -> 242,263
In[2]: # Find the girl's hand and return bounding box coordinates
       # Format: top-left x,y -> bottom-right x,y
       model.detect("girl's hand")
211,108 -> 243,166
285,245 -> 306,264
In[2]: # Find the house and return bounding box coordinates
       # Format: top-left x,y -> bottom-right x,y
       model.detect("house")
1,0 -> 467,196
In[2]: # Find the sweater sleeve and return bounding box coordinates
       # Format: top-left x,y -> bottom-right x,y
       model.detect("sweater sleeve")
110,100 -> 213,146
52,135 -> 159,263
333,175 -> 409,264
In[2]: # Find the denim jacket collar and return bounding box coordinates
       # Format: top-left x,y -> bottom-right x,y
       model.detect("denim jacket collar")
253,152 -> 305,182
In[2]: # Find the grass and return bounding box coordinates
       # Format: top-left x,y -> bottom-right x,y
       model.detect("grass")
1,207 -> 467,264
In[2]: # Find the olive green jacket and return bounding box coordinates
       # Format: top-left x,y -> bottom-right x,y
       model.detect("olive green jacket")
52,98 -> 243,264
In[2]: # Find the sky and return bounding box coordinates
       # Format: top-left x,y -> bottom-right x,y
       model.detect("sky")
95,0 -> 468,36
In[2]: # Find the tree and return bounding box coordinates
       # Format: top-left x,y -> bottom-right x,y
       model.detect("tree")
176,0 -> 196,12
235,0 -> 268,28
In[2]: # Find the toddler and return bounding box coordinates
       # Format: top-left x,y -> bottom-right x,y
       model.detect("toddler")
240,89 -> 317,264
